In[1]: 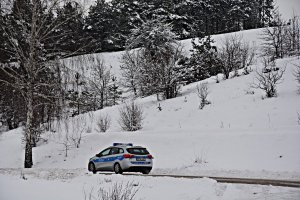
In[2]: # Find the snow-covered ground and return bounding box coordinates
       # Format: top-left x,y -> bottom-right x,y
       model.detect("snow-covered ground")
1,28 -> 300,199
1,171 -> 300,200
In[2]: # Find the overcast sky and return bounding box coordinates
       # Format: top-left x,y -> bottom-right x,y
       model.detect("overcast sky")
276,0 -> 300,20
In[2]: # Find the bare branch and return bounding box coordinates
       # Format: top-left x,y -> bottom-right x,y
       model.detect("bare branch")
196,83 -> 211,109
252,58 -> 285,98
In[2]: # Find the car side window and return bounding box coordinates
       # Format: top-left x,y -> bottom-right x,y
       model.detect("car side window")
119,148 -> 124,154
99,148 -> 111,157
110,147 -> 119,155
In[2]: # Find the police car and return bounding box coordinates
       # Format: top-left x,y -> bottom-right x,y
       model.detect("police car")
88,143 -> 153,174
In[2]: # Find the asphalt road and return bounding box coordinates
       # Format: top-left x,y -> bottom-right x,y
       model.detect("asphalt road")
100,172 -> 300,188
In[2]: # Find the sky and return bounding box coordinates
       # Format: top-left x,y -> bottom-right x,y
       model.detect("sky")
276,0 -> 300,20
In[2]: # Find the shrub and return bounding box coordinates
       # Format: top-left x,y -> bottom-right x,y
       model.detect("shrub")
96,114 -> 111,133
196,83 -> 211,109
252,58 -> 285,98
119,101 -> 143,131
84,182 -> 139,200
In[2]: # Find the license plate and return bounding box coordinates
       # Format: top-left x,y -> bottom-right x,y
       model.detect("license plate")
136,158 -> 146,161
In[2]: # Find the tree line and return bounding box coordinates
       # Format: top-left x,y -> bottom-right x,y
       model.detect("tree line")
1,0 -> 275,62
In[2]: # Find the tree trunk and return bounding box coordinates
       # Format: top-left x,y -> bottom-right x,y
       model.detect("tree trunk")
24,141 -> 33,168
100,90 -> 104,109
24,90 -> 34,168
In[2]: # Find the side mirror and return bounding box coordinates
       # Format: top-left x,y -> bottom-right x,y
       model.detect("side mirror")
96,154 -> 100,157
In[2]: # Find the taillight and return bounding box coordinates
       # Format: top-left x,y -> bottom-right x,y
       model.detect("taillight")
148,154 -> 154,159
123,154 -> 134,159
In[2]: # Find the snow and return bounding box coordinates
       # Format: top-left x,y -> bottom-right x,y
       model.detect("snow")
1,172 -> 299,200
1,26 -> 300,199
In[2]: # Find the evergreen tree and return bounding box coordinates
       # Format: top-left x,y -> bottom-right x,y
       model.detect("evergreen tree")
126,19 -> 183,99
108,76 -> 122,106
109,0 -> 144,49
0,7 -> 10,63
86,0 -> 116,52
182,36 -> 220,84
54,2 -> 86,56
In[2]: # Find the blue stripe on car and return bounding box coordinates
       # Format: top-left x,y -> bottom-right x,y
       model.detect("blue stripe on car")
93,156 -> 124,163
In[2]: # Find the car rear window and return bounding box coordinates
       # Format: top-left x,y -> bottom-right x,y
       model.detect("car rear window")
127,148 -> 149,155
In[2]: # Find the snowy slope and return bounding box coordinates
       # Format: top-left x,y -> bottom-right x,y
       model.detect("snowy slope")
0,28 -> 300,179
60,28 -> 264,83
1,26 -> 300,200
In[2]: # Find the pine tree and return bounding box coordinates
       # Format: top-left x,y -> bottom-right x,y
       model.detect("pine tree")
109,0 -> 143,49
55,2 -> 86,56
108,76 -> 122,106
86,0 -> 116,52
126,19 -> 183,99
0,7 -> 10,63
183,36 -> 219,84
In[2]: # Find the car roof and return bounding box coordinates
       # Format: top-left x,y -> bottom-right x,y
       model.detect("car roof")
110,145 -> 146,148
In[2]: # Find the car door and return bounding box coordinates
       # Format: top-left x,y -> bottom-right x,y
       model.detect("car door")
95,148 -> 112,170
105,147 -> 121,171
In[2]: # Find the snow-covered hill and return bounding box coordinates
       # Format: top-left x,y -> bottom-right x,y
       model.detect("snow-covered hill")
1,28 -> 300,200
1,27 -> 300,177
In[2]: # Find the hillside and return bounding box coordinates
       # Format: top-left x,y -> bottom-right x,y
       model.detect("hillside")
1,27 -> 300,179
1,22 -> 300,200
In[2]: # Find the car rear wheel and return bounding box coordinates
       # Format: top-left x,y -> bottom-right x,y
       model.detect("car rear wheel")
88,162 -> 96,174
142,169 -> 151,174
114,163 -> 123,174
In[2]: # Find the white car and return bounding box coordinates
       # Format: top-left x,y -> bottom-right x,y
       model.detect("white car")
88,143 -> 153,174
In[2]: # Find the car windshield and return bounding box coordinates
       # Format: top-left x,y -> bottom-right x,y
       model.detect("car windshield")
127,148 -> 149,155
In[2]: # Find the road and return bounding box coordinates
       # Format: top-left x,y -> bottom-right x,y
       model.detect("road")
101,172 -> 300,188
1,168 -> 300,188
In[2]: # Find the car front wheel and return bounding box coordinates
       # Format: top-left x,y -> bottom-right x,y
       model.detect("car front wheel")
114,163 -> 123,174
88,162 -> 96,174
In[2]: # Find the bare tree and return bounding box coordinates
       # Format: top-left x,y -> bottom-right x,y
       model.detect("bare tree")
261,12 -> 286,59
218,34 -> 244,79
295,63 -> 300,93
89,56 -> 111,110
0,0 -> 85,168
120,50 -> 141,96
241,42 -> 256,75
119,101 -> 143,131
96,114 -> 111,133
160,45 -> 183,99
69,115 -> 86,148
285,14 -> 300,56
196,83 -> 211,109
252,58 -> 285,98
61,134 -> 71,158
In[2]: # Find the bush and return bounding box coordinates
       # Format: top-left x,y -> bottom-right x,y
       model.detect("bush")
252,58 -> 285,98
196,83 -> 211,109
96,114 -> 111,133
84,182 -> 139,200
119,101 -> 143,131
217,35 -> 256,79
